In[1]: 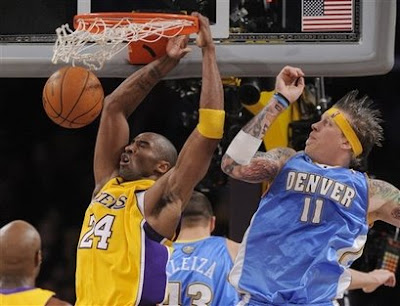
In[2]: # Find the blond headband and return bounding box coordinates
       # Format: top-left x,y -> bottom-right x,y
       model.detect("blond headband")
325,107 -> 363,157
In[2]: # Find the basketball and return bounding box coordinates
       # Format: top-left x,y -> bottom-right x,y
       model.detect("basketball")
42,66 -> 104,128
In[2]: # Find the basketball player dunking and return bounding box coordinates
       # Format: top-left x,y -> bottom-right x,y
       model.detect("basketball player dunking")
74,13 -> 226,306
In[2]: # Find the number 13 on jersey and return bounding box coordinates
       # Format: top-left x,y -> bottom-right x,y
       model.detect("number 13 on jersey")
164,282 -> 212,306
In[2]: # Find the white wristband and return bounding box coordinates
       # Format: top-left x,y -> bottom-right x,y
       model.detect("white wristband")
225,130 -> 263,165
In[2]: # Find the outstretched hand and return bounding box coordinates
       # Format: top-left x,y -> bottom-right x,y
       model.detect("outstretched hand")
275,66 -> 305,104
166,35 -> 192,60
192,12 -> 214,49
362,269 -> 396,293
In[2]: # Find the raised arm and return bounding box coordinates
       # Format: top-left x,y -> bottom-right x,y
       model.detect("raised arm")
92,36 -> 191,195
221,66 -> 304,184
144,13 -> 224,238
368,178 -> 400,227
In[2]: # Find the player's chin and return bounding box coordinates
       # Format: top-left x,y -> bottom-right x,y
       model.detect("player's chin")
119,167 -> 140,181
304,145 -> 313,157
118,167 -> 130,180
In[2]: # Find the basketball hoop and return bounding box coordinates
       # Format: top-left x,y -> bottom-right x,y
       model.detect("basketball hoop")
52,12 -> 199,70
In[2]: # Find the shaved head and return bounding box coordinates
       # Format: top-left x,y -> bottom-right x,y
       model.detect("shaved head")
122,132 -> 178,181
0,220 -> 42,287
145,132 -> 178,168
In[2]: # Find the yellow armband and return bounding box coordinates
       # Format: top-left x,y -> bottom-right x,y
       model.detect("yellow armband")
196,108 -> 225,139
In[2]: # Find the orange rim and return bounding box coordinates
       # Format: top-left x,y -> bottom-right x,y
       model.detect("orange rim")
73,12 -> 199,35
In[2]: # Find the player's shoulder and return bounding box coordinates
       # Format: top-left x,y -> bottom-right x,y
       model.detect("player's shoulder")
225,238 -> 241,260
225,238 -> 240,248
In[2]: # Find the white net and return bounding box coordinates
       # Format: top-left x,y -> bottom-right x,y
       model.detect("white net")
52,17 -> 195,70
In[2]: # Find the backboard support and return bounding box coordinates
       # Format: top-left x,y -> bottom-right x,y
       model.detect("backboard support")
0,0 -> 397,78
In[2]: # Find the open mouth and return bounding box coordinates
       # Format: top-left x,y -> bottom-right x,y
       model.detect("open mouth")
120,153 -> 130,164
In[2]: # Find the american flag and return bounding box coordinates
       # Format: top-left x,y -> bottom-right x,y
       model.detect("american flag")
302,0 -> 353,32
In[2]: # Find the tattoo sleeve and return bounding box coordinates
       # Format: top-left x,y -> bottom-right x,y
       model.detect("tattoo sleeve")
370,179 -> 400,223
242,99 -> 286,139
222,147 -> 295,183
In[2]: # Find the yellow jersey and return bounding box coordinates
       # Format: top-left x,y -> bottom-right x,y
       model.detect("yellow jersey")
0,287 -> 54,305
75,177 -> 172,306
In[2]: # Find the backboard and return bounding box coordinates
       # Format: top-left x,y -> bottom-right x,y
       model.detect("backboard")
0,0 -> 397,78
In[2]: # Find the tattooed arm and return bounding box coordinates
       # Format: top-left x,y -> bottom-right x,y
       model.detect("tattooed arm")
368,179 -> 400,227
221,66 -> 304,183
241,65 -> 305,139
222,148 -> 296,183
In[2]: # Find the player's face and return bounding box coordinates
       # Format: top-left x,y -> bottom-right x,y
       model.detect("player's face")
304,112 -> 347,164
119,133 -> 162,180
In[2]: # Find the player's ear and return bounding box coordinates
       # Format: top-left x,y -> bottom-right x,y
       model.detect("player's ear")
210,216 -> 216,233
155,160 -> 171,175
340,136 -> 352,152
35,250 -> 42,267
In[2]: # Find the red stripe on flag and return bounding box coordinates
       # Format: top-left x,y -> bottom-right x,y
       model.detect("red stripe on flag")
302,0 -> 353,32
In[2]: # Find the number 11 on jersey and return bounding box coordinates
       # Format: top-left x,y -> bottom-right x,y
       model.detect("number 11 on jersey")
300,197 -> 324,224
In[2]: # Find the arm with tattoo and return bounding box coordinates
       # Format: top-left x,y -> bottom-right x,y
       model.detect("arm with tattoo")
221,66 -> 304,183
242,98 -> 288,138
242,65 -> 304,139
93,35 -> 191,192
103,55 -> 180,118
222,147 -> 296,183
368,179 -> 400,227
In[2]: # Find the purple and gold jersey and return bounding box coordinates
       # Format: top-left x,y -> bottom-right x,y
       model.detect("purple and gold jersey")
0,287 -> 54,305
165,236 -> 239,306
230,152 -> 369,305
75,177 -> 172,306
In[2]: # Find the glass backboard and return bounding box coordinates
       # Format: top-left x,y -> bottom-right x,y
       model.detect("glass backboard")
0,0 -> 397,78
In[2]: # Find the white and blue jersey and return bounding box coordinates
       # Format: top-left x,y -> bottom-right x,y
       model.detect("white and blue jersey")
230,152 -> 369,306
165,236 -> 239,306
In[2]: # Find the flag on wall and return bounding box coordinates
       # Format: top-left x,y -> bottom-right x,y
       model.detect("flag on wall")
302,0 -> 353,32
